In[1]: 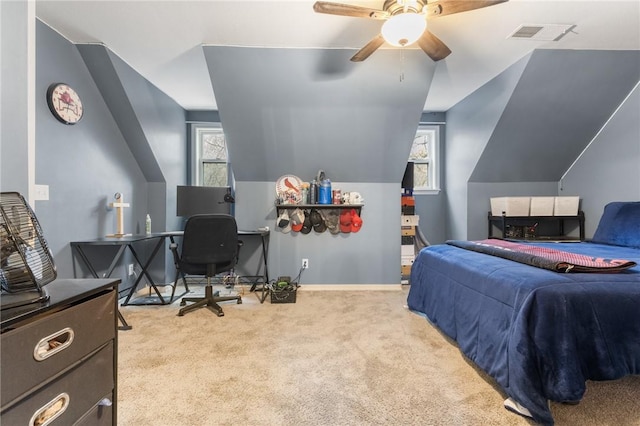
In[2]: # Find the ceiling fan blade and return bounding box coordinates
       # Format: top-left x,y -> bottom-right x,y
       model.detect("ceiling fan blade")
313,2 -> 389,19
350,34 -> 385,62
426,0 -> 508,18
417,30 -> 452,61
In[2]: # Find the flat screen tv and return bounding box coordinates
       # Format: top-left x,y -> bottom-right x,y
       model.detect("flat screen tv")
176,186 -> 233,217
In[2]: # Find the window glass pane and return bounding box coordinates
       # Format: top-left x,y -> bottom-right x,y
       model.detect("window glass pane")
202,163 -> 227,187
414,163 -> 429,188
201,132 -> 227,160
407,125 -> 439,191
409,133 -> 431,160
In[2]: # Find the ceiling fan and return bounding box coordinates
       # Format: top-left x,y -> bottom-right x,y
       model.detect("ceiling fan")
313,0 -> 508,62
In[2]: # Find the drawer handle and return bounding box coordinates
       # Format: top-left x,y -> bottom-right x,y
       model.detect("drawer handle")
33,327 -> 75,361
29,392 -> 69,426
98,397 -> 113,407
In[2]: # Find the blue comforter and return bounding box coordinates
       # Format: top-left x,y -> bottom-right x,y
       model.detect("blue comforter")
407,241 -> 640,424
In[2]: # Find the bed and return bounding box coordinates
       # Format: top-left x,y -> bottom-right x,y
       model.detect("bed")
406,201 -> 640,425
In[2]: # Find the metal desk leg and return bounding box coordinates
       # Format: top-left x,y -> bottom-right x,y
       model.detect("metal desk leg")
71,245 -> 99,278
261,233 -> 270,284
71,244 -> 132,330
121,270 -> 147,306
121,238 -> 167,305
118,310 -> 133,331
249,233 -> 270,303
104,245 -> 129,279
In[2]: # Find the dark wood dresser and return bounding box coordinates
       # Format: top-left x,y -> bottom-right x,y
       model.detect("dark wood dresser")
1,278 -> 119,425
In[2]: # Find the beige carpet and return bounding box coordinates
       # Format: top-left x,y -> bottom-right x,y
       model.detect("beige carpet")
117,285 -> 640,425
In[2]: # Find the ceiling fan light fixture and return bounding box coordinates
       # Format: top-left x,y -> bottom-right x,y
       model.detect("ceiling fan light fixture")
381,12 -> 426,47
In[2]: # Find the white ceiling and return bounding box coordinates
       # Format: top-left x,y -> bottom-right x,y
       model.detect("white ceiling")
36,0 -> 640,112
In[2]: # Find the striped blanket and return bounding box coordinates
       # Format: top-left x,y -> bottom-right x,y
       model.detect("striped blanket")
447,239 -> 637,273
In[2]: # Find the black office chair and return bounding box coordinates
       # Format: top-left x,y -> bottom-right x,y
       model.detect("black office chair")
171,214 -> 242,317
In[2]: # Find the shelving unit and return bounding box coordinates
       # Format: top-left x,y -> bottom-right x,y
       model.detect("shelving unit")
488,211 -> 585,241
401,196 -> 418,283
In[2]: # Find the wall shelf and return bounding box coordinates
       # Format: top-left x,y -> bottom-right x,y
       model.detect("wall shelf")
276,204 -> 363,216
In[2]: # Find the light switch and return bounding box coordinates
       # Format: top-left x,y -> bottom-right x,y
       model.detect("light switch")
34,184 -> 49,201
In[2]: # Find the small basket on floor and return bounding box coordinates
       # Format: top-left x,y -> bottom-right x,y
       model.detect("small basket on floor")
270,283 -> 297,304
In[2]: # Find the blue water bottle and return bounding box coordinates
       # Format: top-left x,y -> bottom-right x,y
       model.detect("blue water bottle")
318,179 -> 332,204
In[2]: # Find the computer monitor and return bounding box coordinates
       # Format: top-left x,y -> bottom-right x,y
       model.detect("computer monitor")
176,186 -> 233,217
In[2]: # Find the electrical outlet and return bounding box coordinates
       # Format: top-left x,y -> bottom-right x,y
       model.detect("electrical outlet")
302,258 -> 309,269
128,264 -> 134,276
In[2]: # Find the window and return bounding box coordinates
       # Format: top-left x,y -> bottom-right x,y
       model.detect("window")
409,125 -> 440,193
191,125 -> 229,187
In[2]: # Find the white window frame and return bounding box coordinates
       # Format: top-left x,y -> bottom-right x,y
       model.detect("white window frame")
410,125 -> 440,195
190,124 -> 229,187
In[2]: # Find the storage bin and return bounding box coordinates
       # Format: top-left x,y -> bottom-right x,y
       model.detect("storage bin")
490,197 -> 530,216
530,197 -> 555,216
270,285 -> 297,303
554,196 -> 579,216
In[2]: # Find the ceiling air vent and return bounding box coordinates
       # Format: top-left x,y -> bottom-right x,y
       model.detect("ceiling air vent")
509,24 -> 576,41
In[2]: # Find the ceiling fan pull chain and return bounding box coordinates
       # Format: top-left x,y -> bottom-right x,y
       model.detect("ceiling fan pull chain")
399,49 -> 405,82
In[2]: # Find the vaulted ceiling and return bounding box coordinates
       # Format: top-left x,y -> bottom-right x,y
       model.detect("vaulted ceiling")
33,1 -> 640,186
36,0 -> 640,112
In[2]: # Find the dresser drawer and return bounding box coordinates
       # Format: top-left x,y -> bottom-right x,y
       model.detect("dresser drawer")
1,290 -> 115,407
1,342 -> 114,425
75,393 -> 114,426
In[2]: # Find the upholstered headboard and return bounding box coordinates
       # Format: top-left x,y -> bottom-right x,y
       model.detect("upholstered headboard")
591,201 -> 640,249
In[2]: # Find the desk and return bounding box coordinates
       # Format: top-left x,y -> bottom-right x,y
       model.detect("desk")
70,229 -> 271,307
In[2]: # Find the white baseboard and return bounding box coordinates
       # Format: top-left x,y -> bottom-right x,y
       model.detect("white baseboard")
298,284 -> 403,291
131,283 -> 403,297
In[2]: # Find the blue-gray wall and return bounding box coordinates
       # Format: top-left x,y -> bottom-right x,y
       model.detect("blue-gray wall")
444,50 -> 640,241
25,21 -> 187,295
234,181 -> 399,284
201,46 -> 439,284
444,53 -> 531,240
203,46 -> 436,183
560,85 -> 640,236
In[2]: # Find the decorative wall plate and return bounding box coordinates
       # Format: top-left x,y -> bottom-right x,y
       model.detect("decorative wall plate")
275,175 -> 303,204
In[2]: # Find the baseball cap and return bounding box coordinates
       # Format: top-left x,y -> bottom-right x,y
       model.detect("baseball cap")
310,209 -> 327,233
300,210 -> 312,234
277,210 -> 291,233
320,209 -> 340,234
351,209 -> 363,233
339,209 -> 352,233
290,208 -> 305,226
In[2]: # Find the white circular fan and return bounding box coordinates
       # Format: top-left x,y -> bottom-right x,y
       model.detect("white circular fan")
275,175 -> 303,204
